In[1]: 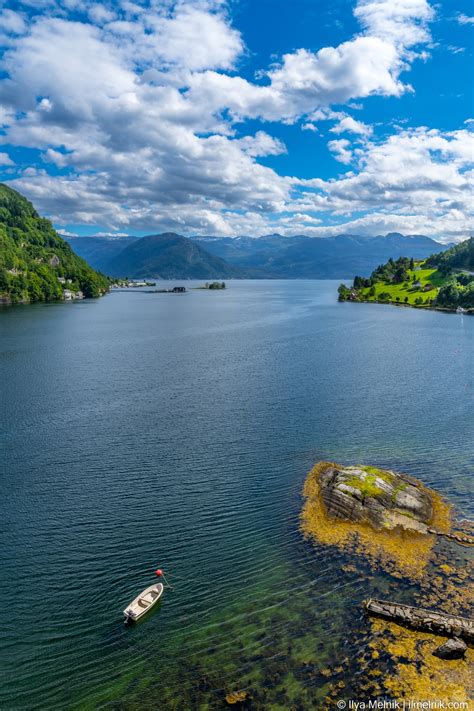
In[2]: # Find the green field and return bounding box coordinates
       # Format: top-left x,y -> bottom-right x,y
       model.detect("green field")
340,240 -> 474,310
358,262 -> 445,306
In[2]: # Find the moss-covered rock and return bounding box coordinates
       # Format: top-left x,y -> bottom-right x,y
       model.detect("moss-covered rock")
319,464 -> 432,532
301,462 -> 452,578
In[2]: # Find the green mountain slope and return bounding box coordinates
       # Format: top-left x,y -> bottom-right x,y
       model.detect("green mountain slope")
0,184 -> 109,304
425,237 -> 474,272
338,238 -> 474,311
104,232 -> 243,278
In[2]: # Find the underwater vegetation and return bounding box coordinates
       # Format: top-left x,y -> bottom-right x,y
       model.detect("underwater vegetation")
301,462 -> 473,707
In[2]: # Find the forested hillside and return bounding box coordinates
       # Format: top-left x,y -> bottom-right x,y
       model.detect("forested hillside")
0,185 -> 109,304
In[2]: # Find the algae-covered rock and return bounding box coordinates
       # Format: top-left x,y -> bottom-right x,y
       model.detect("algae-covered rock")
225,689 -> 248,705
319,465 -> 432,532
432,638 -> 467,660
302,462 -> 452,578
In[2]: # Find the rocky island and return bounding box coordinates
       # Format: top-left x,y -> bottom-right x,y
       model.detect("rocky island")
318,463 -> 433,534
301,461 -> 454,578
301,461 -> 473,705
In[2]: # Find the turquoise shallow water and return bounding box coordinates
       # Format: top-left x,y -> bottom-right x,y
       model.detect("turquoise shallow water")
0,280 -> 473,709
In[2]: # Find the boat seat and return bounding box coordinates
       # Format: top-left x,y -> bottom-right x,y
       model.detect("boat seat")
138,599 -> 150,608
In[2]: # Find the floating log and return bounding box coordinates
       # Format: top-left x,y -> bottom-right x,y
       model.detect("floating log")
364,598 -> 474,643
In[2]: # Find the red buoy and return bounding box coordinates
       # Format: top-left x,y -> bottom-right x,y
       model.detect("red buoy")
155,569 -> 163,577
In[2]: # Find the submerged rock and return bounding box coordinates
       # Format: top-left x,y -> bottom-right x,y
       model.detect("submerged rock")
319,465 -> 432,532
225,690 -> 248,705
432,638 -> 467,660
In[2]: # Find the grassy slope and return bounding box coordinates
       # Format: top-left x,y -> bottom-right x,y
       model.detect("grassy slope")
341,238 -> 474,310
358,261 -> 447,306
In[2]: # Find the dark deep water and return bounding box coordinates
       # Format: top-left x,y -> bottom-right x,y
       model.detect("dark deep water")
0,280 -> 473,710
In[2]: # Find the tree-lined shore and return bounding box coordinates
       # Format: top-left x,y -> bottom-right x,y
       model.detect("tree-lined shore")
338,238 -> 474,312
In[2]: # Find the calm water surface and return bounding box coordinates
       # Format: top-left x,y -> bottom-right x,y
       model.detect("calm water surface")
0,281 -> 473,709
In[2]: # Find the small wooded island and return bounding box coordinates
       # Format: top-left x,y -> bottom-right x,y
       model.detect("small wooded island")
301,462 -> 474,704
338,237 -> 474,313
197,281 -> 226,290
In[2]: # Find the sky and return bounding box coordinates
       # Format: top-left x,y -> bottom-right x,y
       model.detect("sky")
0,0 -> 472,242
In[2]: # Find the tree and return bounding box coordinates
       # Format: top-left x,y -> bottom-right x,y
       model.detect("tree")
394,266 -> 407,283
0,268 -> 9,293
436,282 -> 459,306
338,284 -> 351,301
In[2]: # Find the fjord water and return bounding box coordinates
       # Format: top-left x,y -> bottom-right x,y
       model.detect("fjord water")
0,281 -> 473,709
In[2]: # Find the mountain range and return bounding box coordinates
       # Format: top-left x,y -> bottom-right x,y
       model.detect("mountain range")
103,232 -> 241,279
67,231 -> 449,280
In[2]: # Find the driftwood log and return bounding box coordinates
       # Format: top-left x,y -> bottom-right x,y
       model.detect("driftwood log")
364,598 -> 474,643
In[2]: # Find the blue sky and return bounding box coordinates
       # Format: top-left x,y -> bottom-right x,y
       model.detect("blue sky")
0,0 -> 472,242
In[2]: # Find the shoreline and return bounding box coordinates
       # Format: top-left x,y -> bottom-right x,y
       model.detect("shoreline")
340,298 -> 473,315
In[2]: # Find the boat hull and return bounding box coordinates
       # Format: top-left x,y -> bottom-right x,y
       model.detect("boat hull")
123,582 -> 164,622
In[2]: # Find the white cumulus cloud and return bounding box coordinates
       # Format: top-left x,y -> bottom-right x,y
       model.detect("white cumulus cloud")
0,152 -> 15,166
457,14 -> 474,25
0,0 -> 471,243
328,139 -> 354,164
330,116 -> 373,135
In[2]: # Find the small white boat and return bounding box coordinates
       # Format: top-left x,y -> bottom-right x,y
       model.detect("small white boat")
123,582 -> 164,623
